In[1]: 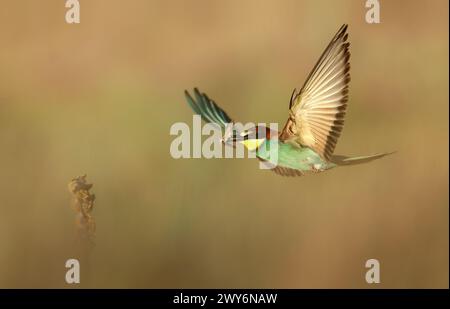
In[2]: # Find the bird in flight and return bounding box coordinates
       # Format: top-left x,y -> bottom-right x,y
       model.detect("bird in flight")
184,24 -> 392,176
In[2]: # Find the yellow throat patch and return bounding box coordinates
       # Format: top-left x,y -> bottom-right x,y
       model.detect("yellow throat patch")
240,138 -> 265,151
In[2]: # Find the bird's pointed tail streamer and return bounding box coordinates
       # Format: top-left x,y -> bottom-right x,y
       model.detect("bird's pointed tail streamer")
331,152 -> 395,166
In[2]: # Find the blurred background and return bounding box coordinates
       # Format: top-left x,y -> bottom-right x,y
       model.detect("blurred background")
0,0 -> 448,288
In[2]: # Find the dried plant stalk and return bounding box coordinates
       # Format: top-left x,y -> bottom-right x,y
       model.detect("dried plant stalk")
68,174 -> 96,244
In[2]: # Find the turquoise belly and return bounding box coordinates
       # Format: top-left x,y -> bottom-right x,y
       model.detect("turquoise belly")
256,140 -> 336,172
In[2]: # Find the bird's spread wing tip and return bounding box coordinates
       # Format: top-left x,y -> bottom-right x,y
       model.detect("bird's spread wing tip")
183,88 -> 233,127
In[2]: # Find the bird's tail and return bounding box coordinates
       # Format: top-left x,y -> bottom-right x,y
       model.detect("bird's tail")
330,152 -> 395,166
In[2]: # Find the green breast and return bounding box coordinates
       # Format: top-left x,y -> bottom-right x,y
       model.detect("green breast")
256,140 -> 336,172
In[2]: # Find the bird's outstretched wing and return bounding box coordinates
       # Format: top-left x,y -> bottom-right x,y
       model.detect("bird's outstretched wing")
184,88 -> 233,127
279,24 -> 351,161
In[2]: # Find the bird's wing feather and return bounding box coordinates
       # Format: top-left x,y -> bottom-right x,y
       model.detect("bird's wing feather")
185,88 -> 233,128
272,166 -> 305,177
279,24 -> 351,160
258,158 -> 305,177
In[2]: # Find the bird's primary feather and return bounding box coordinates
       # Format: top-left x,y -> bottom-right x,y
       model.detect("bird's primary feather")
184,88 -> 233,128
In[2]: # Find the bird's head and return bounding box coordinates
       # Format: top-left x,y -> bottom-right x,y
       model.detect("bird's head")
222,125 -> 273,151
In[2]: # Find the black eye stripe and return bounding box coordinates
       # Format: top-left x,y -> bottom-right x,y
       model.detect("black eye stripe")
233,126 -> 268,141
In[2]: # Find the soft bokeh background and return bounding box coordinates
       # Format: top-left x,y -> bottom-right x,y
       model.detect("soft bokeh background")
0,0 -> 448,288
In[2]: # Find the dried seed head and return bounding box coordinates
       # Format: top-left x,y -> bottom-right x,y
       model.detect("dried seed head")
68,174 -> 96,245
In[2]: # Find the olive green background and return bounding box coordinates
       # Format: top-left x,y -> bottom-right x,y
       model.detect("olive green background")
0,0 -> 448,288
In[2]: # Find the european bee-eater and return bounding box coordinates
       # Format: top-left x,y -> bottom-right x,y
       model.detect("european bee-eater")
184,24 -> 392,176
